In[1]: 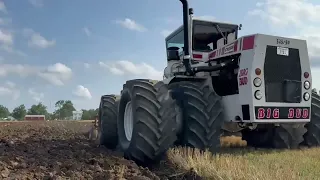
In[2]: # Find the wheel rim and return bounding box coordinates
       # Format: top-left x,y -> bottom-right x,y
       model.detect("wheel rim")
124,101 -> 133,141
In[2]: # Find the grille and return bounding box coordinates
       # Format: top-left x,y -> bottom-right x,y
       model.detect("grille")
264,46 -> 302,103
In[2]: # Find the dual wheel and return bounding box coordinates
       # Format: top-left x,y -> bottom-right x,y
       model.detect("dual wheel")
98,79 -> 225,165
242,92 -> 320,148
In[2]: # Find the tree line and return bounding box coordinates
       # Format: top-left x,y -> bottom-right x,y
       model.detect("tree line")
2,88 -> 318,121
0,100 -> 98,121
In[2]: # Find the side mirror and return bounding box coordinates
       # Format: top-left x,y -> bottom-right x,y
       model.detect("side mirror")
167,46 -> 180,61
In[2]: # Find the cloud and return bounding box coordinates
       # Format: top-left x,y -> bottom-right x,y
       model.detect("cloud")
0,86 -> 11,95
23,28 -> 56,49
99,60 -> 163,80
0,18 -> 12,26
249,0 -> 320,88
83,63 -> 90,68
0,81 -> 20,100
164,17 -> 180,25
248,0 -> 320,27
5,81 -> 15,88
0,2 -> 7,13
195,15 -> 216,21
0,30 -> 26,57
311,67 -> 320,89
249,0 -> 320,58
28,88 -> 44,102
161,30 -> 172,37
115,18 -> 147,32
38,63 -> 72,86
0,29 -> 13,46
28,0 -> 44,8
99,61 -> 124,75
0,62 -> 72,86
0,45 -> 27,57
28,33 -> 56,48
73,85 -> 92,99
0,64 -> 37,77
0,28 -> 27,57
291,26 -> 320,58
82,27 -> 92,37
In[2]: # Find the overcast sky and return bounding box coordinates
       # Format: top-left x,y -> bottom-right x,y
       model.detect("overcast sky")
0,0 -> 319,112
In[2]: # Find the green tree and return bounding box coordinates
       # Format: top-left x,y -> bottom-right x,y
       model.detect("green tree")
27,103 -> 49,118
81,108 -> 98,120
55,100 -> 65,109
11,104 -> 27,120
0,105 -> 10,119
53,100 -> 76,120
46,113 -> 53,120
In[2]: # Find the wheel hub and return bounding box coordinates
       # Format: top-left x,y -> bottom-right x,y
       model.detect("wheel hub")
124,101 -> 133,141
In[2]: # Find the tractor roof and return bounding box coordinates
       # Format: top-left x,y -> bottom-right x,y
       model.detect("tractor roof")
165,19 -> 239,41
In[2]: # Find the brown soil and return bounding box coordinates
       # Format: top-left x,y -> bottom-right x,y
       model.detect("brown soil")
0,121 -> 193,180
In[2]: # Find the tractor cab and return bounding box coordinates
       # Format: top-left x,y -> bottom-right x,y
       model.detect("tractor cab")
165,19 -> 239,61
192,19 -> 239,52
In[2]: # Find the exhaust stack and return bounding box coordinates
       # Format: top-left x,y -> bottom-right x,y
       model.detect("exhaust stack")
179,0 -> 189,56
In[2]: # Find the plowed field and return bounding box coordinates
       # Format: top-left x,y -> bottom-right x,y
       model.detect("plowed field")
0,121 -> 186,180
1,121 -> 320,180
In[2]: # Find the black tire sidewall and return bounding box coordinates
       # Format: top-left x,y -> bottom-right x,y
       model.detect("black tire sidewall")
98,101 -> 104,140
99,95 -> 118,148
117,88 -> 133,151
303,93 -> 320,146
118,80 -> 179,164
169,80 -> 224,152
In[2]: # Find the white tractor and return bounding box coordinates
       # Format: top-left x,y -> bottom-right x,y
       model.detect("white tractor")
98,0 -> 320,165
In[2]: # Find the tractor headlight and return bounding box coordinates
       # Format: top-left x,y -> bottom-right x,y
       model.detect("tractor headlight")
254,90 -> 263,100
304,81 -> 310,90
304,92 -> 310,101
253,77 -> 262,87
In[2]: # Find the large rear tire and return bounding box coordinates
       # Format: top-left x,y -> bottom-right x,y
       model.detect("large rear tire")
169,80 -> 224,153
242,124 -> 306,149
272,123 -> 306,149
117,79 -> 178,165
303,92 -> 320,146
98,94 -> 119,149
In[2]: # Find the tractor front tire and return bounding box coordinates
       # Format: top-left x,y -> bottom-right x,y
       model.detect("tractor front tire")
272,123 -> 306,149
117,79 -> 178,165
98,94 -> 120,149
303,92 -> 320,146
169,80 -> 224,153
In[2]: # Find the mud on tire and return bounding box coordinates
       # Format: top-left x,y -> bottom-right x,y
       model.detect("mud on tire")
169,80 -> 224,153
303,92 -> 320,146
117,79 -> 178,165
99,94 -> 120,149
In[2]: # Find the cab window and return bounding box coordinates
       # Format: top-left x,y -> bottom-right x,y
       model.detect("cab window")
192,21 -> 238,52
166,28 -> 184,55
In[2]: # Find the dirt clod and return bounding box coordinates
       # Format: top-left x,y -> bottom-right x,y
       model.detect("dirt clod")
1,167 -> 10,178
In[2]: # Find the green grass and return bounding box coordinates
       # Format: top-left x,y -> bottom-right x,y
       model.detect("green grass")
167,136 -> 320,180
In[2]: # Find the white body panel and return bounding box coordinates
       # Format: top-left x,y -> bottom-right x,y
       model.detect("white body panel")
219,34 -> 311,123
248,34 -> 311,123
221,94 -> 241,122
165,31 -> 312,124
